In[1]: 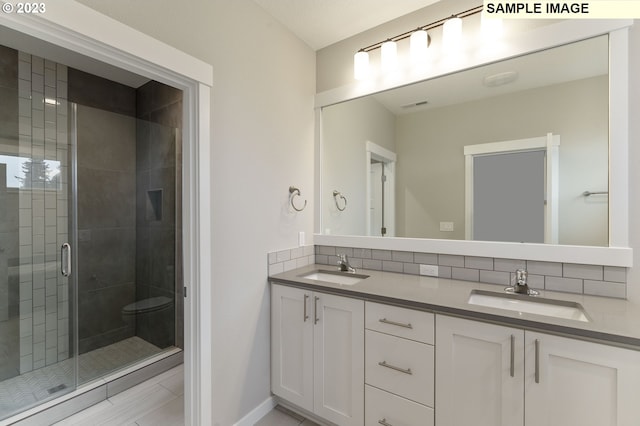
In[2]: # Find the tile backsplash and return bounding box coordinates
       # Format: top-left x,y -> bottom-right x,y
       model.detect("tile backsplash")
268,245 -> 315,276
314,245 -> 627,299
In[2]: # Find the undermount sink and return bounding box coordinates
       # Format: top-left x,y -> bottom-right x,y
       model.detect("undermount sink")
299,270 -> 370,286
468,289 -> 589,322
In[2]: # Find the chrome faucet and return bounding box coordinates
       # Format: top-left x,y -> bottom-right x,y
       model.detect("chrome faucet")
337,254 -> 356,273
506,269 -> 539,295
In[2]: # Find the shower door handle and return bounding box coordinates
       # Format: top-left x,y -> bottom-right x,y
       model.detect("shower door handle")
61,243 -> 71,277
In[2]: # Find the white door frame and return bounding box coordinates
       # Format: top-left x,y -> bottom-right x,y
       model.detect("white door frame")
464,133 -> 560,244
365,141 -> 396,237
0,4 -> 213,425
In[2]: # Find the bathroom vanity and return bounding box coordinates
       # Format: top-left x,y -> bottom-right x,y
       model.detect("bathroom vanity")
270,265 -> 640,426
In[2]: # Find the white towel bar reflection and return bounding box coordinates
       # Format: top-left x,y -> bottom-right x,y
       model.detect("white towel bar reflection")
582,191 -> 608,196
289,186 -> 307,212
333,190 -> 347,211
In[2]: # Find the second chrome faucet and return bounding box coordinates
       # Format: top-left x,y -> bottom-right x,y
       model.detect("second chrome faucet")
337,254 -> 356,273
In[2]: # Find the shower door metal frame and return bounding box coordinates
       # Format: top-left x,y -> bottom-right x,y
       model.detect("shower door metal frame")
1,8 -> 213,425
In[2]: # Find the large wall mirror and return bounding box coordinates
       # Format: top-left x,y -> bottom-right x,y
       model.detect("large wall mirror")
321,35 -> 609,247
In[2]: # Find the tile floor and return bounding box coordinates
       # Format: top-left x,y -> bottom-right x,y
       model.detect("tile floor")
52,366 -> 316,426
54,364 -> 184,425
255,405 -> 320,426
0,337 -> 163,418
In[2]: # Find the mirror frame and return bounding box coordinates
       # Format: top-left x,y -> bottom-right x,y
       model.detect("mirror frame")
314,19 -> 633,267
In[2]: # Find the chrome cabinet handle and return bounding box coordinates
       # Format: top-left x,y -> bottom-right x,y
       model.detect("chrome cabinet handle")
314,296 -> 319,324
510,334 -> 515,378
535,339 -> 540,384
303,294 -> 309,322
379,318 -> 413,329
378,419 -> 393,426
378,361 -> 412,375
61,243 -> 71,277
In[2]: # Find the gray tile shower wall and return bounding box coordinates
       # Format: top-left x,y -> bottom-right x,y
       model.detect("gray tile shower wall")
314,245 -> 627,299
0,45 -> 19,381
135,81 -> 182,349
69,69 -> 138,354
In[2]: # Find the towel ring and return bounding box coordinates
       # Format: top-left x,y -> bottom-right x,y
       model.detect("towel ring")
289,186 -> 307,212
333,190 -> 347,211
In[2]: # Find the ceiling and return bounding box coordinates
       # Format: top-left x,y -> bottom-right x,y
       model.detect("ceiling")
252,0 -> 441,50
372,35 -> 608,115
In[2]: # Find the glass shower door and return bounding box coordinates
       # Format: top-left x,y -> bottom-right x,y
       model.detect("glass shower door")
0,48 -> 77,420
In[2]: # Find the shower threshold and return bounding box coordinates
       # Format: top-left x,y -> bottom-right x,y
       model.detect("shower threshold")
0,341 -> 182,425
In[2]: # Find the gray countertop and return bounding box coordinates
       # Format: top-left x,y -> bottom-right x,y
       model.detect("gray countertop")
270,264 -> 640,349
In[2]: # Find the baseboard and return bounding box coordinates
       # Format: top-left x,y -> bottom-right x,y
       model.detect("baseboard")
234,396 -> 276,426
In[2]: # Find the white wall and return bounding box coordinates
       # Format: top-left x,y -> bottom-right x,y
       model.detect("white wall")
395,76 -> 608,245
322,97 -> 395,236
75,1 -> 316,424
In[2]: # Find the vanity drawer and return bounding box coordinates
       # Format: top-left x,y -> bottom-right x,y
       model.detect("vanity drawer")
365,385 -> 434,426
365,330 -> 434,407
366,302 -> 434,344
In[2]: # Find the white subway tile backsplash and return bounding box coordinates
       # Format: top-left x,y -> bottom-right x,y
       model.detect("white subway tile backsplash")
604,266 -> 626,283
302,245 -> 627,299
465,256 -> 493,270
392,251 -> 414,263
452,267 -> 479,282
563,263 -> 603,280
438,266 -> 452,279
413,253 -> 438,265
283,259 -> 297,272
318,246 -> 336,256
438,254 -> 465,268
268,262 -> 284,276
545,276 -> 583,294
276,250 -> 290,263
527,260 -> 563,277
382,260 -> 403,273
584,280 -> 626,299
479,270 -> 510,286
362,259 -> 382,271
372,249 -> 392,261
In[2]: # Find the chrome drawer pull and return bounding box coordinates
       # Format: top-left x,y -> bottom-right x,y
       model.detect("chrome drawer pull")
378,419 -> 393,426
378,361 -> 412,375
379,318 -> 413,329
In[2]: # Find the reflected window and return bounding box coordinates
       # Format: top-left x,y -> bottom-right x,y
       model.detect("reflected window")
0,155 -> 61,190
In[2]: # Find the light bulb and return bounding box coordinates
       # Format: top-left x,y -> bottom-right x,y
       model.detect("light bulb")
353,50 -> 370,80
442,16 -> 463,50
410,29 -> 429,65
381,40 -> 398,73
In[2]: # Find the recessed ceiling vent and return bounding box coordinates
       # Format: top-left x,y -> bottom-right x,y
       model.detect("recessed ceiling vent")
401,100 -> 429,109
483,71 -> 519,87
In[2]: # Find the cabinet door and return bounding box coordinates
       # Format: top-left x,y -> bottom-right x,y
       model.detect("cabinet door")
436,315 -> 524,426
271,284 -> 314,411
314,292 -> 364,426
525,332 -> 640,426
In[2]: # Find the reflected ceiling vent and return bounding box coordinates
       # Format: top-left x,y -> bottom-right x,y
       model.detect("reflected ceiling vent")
401,100 -> 429,109
483,71 -> 519,87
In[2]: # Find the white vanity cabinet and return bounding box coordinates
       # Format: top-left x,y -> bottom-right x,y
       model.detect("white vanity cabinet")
364,302 -> 435,426
271,284 -> 364,426
435,315 -> 524,426
436,315 -> 640,426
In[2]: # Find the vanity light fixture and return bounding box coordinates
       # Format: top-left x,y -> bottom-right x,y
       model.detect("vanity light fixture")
442,15 -> 463,50
410,29 -> 430,65
381,39 -> 398,73
352,4 -> 483,80
354,49 -> 370,80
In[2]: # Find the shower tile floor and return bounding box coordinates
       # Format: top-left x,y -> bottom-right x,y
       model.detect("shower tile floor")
0,337 -> 162,418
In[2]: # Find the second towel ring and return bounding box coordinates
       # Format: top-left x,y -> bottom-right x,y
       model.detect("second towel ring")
333,190 -> 347,211
289,186 -> 307,212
